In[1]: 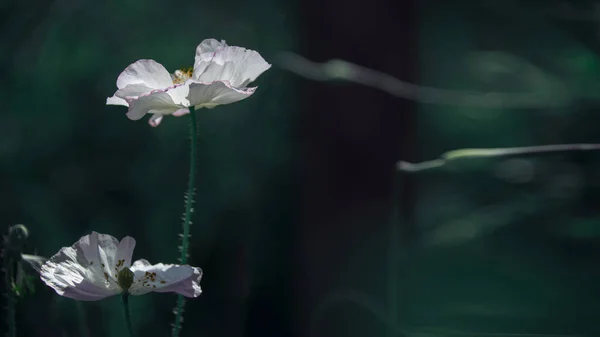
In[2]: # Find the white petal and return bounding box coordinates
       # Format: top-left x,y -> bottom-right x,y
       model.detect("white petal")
195,38 -> 228,55
188,81 -> 256,109
148,114 -> 164,127
195,61 -> 235,86
165,83 -> 190,106
129,259 -> 202,298
106,95 -> 128,106
192,39 -> 228,76
115,83 -> 155,99
149,108 -> 190,126
126,90 -> 184,121
114,236 -> 136,272
40,243 -> 119,301
95,232 -> 121,280
193,44 -> 270,88
216,47 -> 271,87
76,232 -> 115,282
116,59 -> 173,90
172,108 -> 190,117
21,254 -> 47,273
77,232 -> 135,283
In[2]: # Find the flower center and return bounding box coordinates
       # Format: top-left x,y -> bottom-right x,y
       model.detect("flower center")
172,67 -> 193,84
117,267 -> 134,292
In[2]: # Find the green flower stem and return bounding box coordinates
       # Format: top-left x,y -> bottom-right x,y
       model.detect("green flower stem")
122,293 -> 133,337
76,301 -> 90,337
172,106 -> 198,337
180,106 -> 197,265
4,256 -> 16,337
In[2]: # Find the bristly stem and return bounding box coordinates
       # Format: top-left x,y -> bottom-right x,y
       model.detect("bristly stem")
122,293 -> 134,337
76,301 -> 91,337
4,253 -> 16,337
172,106 -> 198,337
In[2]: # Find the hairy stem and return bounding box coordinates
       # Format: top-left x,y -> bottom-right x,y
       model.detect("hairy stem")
172,107 -> 198,337
76,301 -> 90,337
122,293 -> 133,337
4,255 -> 15,337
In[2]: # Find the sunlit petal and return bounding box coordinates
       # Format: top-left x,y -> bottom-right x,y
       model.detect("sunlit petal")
129,259 -> 202,298
116,59 -> 173,90
40,244 -> 119,301
188,81 -> 255,109
126,91 -> 182,121
21,254 -> 47,273
106,96 -> 128,106
193,42 -> 271,88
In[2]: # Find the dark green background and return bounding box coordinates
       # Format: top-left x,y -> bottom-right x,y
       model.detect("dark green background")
2,1 -> 600,337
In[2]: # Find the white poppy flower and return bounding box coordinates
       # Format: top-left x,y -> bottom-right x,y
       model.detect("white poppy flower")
106,38 -> 271,127
40,232 -> 202,301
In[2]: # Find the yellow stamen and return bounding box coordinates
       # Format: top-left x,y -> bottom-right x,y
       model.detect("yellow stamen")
172,67 -> 193,84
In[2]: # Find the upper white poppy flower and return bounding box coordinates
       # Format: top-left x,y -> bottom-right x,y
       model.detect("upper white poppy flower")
40,232 -> 202,301
106,38 -> 271,127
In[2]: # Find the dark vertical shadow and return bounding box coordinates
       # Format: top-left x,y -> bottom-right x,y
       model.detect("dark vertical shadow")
292,0 -> 418,336
244,179 -> 298,337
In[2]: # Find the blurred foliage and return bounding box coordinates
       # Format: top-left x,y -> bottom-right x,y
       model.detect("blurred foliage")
413,1 -> 600,336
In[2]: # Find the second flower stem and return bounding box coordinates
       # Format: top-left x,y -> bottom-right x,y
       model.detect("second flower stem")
172,106 -> 198,337
122,293 -> 133,337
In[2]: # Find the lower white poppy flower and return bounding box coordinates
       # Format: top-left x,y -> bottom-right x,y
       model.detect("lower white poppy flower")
106,38 -> 271,127
40,232 -> 202,301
